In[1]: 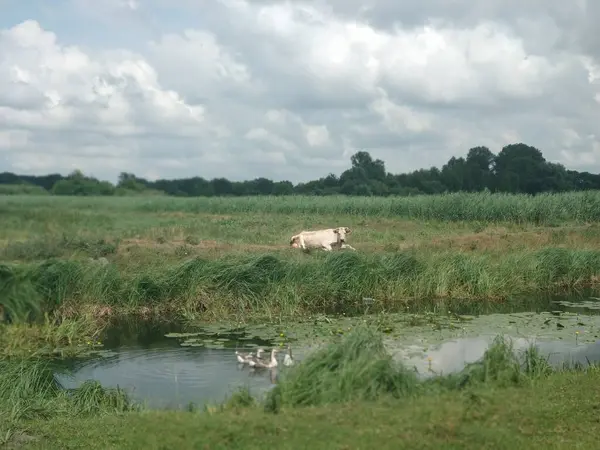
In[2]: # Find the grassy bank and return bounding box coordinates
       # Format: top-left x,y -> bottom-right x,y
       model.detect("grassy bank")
29,376 -> 600,450
2,248 -> 600,324
5,327 -> 600,449
0,358 -> 134,447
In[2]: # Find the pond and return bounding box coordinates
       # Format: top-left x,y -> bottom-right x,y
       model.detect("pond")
57,321 -> 287,410
57,294 -> 600,410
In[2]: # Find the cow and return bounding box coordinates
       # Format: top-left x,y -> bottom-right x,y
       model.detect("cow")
289,227 -> 356,252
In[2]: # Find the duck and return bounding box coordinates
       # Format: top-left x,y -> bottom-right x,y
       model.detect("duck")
283,344 -> 294,367
249,348 -> 278,369
235,348 -> 265,364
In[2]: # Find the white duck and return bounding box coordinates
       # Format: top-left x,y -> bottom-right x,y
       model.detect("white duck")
283,344 -> 294,367
249,348 -> 278,369
235,348 -> 265,364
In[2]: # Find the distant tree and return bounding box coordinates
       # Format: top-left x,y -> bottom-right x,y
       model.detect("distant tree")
51,169 -> 115,196
464,146 -> 495,192
3,143 -> 600,198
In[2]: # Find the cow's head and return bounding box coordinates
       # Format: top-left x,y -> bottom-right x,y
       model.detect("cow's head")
333,227 -> 351,243
290,235 -> 300,246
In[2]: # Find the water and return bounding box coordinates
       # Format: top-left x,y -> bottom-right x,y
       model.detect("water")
56,294 -> 600,409
57,321 -> 283,410
395,335 -> 600,377
391,294 -> 600,375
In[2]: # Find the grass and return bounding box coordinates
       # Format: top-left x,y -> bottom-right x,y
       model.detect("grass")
1,248 -> 600,327
0,185 -> 49,196
3,193 -> 600,446
0,315 -> 105,358
3,194 -> 600,263
0,358 -> 134,447
4,191 -> 600,223
26,379 -> 600,450
3,193 -> 600,353
5,327 -> 600,449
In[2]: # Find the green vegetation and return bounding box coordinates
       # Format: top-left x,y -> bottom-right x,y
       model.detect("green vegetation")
4,327 -> 600,449
5,189 -> 600,224
3,144 -> 600,197
0,184 -> 49,196
2,193 -> 600,343
0,358 -> 134,447
2,248 -> 600,328
3,150 -> 600,448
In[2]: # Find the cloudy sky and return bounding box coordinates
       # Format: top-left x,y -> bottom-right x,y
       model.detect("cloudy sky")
1,0 -> 599,183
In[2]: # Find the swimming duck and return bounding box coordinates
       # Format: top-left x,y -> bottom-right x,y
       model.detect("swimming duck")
235,348 -> 265,364
249,348 -> 278,369
283,344 -> 294,367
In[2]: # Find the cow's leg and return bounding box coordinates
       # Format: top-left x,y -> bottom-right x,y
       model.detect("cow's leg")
299,235 -> 307,250
321,243 -> 333,251
341,244 -> 356,251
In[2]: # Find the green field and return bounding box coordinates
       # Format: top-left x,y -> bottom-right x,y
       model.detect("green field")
2,192 -> 600,447
2,193 -> 600,327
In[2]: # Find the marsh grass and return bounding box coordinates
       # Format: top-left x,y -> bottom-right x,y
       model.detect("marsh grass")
2,248 -> 600,323
0,184 -> 49,196
0,235 -> 118,261
4,191 -> 600,224
0,315 -> 105,358
0,358 -> 134,434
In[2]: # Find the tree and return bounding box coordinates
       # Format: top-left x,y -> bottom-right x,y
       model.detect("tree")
464,146 -> 494,192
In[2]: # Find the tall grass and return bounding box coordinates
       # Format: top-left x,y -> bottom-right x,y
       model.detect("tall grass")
0,184 -> 49,195
3,191 -> 600,224
256,326 -> 557,412
0,358 -> 134,427
2,247 -> 600,321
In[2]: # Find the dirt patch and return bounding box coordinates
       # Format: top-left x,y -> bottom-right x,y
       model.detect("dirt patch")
418,225 -> 598,252
157,212 -> 234,220
346,218 -> 423,233
3,431 -> 38,449
119,238 -> 288,253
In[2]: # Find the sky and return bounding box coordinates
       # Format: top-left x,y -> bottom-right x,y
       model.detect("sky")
0,0 -> 599,184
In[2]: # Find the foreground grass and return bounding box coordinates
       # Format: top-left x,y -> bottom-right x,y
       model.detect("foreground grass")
5,328 -> 600,449
27,371 -> 600,450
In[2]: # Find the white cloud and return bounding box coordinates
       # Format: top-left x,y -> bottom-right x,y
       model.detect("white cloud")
0,0 -> 599,182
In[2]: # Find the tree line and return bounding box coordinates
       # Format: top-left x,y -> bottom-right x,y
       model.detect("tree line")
2,143 -> 600,197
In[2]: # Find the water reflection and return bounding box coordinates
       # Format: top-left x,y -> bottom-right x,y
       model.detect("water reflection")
394,335 -> 600,377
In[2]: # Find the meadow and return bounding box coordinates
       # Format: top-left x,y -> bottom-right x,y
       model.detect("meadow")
2,192 -> 600,328
0,193 -> 599,321
3,192 -> 600,447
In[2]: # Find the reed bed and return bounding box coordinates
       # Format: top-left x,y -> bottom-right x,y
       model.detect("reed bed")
2,190 -> 600,224
2,247 -> 600,322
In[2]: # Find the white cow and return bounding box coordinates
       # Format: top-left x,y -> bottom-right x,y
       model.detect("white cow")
289,227 -> 356,252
